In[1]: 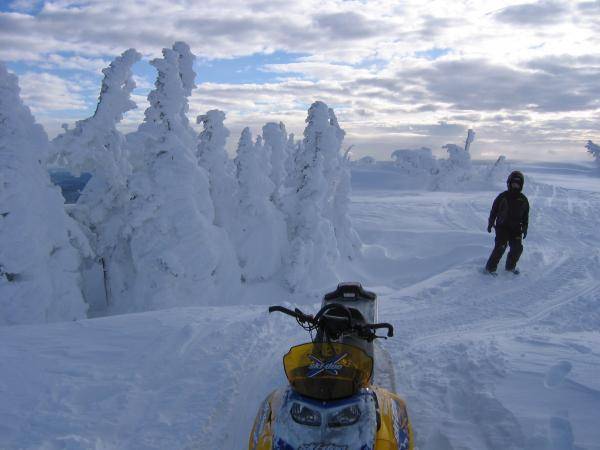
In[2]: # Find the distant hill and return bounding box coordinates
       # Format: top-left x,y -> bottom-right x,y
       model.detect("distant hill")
49,170 -> 91,203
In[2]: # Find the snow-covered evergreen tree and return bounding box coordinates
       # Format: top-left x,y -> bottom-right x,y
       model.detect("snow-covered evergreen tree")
356,155 -> 376,165
332,147 -> 361,260
196,109 -> 237,233
53,49 -> 141,180
464,129 -> 475,154
391,147 -> 439,175
284,133 -> 299,190
435,129 -> 476,190
320,108 -> 344,215
585,140 -> 600,170
322,108 -> 361,260
487,155 -> 510,184
262,121 -> 288,206
119,43 -> 240,312
172,42 -> 198,150
51,50 -> 141,307
442,128 -> 474,170
234,128 -> 287,281
284,101 -> 339,290
0,63 -> 89,325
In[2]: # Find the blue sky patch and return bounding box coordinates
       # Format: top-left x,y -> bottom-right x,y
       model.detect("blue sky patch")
0,0 -> 44,14
414,48 -> 451,60
195,51 -> 309,84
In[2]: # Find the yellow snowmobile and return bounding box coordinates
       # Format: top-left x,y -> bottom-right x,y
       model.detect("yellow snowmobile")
249,282 -> 414,450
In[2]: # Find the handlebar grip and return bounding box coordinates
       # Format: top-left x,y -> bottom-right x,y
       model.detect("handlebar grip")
366,322 -> 394,337
268,305 -> 297,316
268,305 -> 313,323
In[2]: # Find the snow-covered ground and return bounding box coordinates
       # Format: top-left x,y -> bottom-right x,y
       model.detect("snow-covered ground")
1,161 -> 599,450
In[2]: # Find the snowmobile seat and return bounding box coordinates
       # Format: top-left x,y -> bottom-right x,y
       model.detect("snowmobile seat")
323,282 -> 376,301
322,282 -> 378,325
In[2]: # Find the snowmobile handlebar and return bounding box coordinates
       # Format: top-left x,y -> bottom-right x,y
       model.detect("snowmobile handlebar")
363,322 -> 394,338
268,305 -> 315,324
268,305 -> 394,338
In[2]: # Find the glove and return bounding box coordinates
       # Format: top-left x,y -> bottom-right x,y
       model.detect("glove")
487,223 -> 493,233
523,229 -> 527,239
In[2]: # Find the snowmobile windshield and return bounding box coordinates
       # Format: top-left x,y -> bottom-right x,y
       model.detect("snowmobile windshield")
283,342 -> 373,401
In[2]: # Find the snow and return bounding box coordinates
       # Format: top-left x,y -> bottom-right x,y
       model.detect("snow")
2,160 -> 600,449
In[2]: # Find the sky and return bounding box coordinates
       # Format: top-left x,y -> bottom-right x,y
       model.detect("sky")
1,0 -> 599,161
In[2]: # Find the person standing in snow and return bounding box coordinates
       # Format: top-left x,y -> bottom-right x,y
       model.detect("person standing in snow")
485,171 -> 529,274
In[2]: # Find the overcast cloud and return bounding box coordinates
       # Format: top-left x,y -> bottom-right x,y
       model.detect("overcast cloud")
1,0 -> 598,161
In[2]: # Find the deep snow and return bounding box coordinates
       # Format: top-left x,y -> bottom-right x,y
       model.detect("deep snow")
1,161 -> 599,450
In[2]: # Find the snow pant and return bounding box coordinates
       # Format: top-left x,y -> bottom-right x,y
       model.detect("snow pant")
485,226 -> 523,272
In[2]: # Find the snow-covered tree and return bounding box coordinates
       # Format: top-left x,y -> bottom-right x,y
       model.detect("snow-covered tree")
53,48 -> 141,180
262,121 -> 288,206
284,133 -> 299,190
321,108 -> 361,260
332,147 -> 361,260
321,108 -> 345,220
234,128 -> 287,281
52,49 -> 140,285
391,147 -> 439,175
196,109 -> 237,234
586,140 -> 600,170
118,43 -> 240,312
434,129 -> 476,189
442,128 -> 474,170
356,155 -> 376,165
464,129 -> 475,153
0,63 -> 89,325
172,41 -> 198,150
284,101 -> 339,290
487,155 -> 510,184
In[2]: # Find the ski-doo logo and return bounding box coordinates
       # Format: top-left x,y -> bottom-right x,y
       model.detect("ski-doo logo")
307,353 -> 348,378
298,444 -> 348,450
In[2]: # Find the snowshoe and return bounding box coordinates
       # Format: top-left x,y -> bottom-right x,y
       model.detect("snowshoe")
249,282 -> 414,450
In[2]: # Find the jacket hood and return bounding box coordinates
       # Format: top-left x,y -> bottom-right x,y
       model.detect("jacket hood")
507,170 -> 524,192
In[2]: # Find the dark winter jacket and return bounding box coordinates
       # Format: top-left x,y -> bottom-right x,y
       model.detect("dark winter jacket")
488,191 -> 529,235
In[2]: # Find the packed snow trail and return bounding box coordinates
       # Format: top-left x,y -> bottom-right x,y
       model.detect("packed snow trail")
1,162 -> 599,450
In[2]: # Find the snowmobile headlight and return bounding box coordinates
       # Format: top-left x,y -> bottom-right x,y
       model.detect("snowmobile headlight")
328,404 -> 361,427
290,402 -> 321,426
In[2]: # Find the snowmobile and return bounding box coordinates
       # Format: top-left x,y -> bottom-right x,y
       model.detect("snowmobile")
249,282 -> 414,450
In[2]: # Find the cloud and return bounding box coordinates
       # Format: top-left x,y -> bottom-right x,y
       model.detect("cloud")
494,1 -> 569,26
1,0 -> 599,160
313,11 -> 392,39
577,0 -> 600,14
8,0 -> 42,13
404,58 -> 600,112
18,72 -> 89,112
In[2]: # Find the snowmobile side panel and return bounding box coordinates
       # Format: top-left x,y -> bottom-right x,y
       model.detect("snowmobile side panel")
373,387 -> 414,450
249,389 -> 284,450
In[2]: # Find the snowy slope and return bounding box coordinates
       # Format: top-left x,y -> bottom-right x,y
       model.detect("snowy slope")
1,161 -> 599,450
